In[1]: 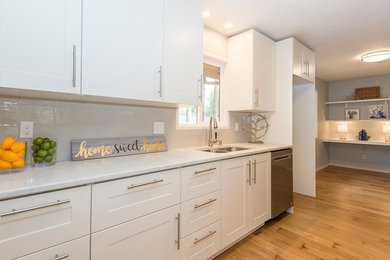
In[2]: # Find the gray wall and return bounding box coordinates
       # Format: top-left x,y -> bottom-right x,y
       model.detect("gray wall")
0,97 -> 241,162
316,78 -> 329,169
327,74 -> 390,173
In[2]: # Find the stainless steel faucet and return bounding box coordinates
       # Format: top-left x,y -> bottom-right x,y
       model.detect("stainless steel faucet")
208,116 -> 222,147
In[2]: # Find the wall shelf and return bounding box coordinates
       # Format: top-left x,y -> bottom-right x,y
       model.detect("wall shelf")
326,98 -> 390,105
326,119 -> 390,122
323,138 -> 390,147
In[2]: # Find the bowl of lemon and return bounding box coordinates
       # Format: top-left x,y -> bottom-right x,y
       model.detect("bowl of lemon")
31,137 -> 56,167
0,137 -> 26,173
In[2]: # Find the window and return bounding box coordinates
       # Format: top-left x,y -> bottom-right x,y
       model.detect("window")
179,63 -> 220,125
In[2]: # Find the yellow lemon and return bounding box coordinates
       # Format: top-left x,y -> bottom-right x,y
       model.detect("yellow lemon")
17,150 -> 25,158
2,151 -> 20,163
1,137 -> 15,150
12,158 -> 25,169
0,159 -> 11,170
10,142 -> 25,153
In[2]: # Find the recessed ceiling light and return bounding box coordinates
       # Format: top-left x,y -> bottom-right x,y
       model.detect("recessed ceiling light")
361,50 -> 390,63
203,11 -> 211,17
225,23 -> 233,29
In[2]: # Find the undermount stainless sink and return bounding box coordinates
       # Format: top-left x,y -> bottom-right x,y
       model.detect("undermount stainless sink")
201,146 -> 250,153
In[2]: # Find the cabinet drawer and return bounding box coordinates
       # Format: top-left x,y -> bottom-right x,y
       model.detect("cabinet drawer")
181,221 -> 220,260
0,186 -> 91,260
15,236 -> 90,260
91,205 -> 180,260
181,161 -> 220,201
92,169 -> 180,232
181,191 -> 220,238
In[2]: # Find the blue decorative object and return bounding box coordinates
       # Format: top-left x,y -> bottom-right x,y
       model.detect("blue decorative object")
359,129 -> 368,141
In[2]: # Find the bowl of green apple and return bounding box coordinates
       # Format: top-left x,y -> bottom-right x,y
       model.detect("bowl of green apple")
31,137 -> 56,167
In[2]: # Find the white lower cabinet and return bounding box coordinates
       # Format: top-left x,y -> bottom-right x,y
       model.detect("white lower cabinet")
180,221 -> 220,260
91,205 -> 180,260
15,236 -> 90,260
0,186 -> 91,260
221,153 -> 271,248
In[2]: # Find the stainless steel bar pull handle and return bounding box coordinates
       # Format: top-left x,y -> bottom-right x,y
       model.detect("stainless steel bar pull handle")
127,179 -> 163,189
194,198 -> 217,209
0,199 -> 71,218
273,155 -> 292,162
247,160 -> 252,186
255,88 -> 259,106
72,45 -> 76,87
194,230 -> 217,244
53,254 -> 70,260
199,75 -> 203,102
175,213 -> 180,250
194,167 -> 216,175
158,65 -> 163,97
252,159 -> 257,184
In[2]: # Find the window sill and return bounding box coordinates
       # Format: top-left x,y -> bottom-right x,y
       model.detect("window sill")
176,123 -> 230,131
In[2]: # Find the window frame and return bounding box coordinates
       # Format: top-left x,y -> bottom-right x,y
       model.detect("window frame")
177,56 -> 229,130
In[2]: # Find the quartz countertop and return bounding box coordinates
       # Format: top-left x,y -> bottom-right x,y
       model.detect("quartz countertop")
0,143 -> 291,200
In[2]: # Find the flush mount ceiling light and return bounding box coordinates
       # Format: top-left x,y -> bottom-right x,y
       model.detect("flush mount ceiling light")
225,23 -> 233,29
361,50 -> 390,63
203,11 -> 211,17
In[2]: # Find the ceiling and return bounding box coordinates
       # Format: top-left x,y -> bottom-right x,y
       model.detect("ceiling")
203,0 -> 390,82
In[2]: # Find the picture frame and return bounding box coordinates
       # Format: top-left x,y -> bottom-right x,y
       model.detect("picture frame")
345,108 -> 360,120
367,104 -> 388,119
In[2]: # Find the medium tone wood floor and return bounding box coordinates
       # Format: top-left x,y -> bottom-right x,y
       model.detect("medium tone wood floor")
215,166 -> 390,259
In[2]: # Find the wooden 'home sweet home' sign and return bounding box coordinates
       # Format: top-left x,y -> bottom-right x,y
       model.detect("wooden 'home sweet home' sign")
71,136 -> 168,161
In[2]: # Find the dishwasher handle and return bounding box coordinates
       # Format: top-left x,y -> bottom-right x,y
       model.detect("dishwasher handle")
272,155 -> 292,162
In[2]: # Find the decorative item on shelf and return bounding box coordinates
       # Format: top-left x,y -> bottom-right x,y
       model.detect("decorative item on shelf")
31,137 -> 57,167
383,124 -> 390,142
344,92 -> 357,101
345,108 -> 360,120
368,104 -> 387,119
242,113 -> 269,143
337,124 -> 348,140
71,136 -> 168,161
355,86 -> 380,100
358,129 -> 369,141
0,137 -> 26,173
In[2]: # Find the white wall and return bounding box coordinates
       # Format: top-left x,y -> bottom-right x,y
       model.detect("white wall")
316,78 -> 329,169
203,26 -> 228,60
327,74 -> 390,173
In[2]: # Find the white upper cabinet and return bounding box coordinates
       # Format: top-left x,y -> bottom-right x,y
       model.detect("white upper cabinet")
163,0 -> 203,105
82,0 -> 164,102
293,39 -> 315,83
225,29 -> 276,112
82,0 -> 203,105
0,0 -> 82,94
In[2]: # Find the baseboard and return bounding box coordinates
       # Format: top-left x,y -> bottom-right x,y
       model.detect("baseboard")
316,163 -> 330,171
328,162 -> 390,174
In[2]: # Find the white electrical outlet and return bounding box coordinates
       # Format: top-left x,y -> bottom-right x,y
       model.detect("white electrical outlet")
154,122 -> 165,135
362,153 -> 366,160
20,121 -> 34,138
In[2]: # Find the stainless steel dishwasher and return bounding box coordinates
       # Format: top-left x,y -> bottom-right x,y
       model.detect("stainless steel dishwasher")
271,149 -> 293,218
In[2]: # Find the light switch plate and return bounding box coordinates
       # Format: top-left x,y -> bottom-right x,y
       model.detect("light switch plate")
20,121 -> 34,138
154,122 -> 165,135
